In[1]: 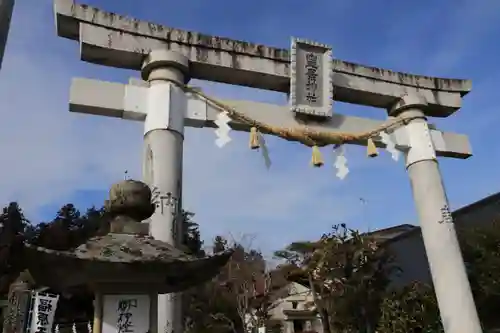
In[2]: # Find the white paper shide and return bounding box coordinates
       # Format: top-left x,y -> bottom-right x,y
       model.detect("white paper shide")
214,111 -> 232,147
334,145 -> 349,180
379,131 -> 400,161
30,293 -> 59,333
102,294 -> 150,333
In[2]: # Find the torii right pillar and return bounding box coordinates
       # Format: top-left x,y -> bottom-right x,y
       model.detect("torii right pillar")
390,93 -> 482,333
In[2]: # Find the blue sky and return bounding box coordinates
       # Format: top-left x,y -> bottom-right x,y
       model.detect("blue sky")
1,0 -> 500,256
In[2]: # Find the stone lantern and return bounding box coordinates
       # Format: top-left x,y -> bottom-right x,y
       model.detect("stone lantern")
24,180 -> 233,333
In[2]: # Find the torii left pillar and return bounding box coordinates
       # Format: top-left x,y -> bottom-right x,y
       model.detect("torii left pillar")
141,49 -> 187,333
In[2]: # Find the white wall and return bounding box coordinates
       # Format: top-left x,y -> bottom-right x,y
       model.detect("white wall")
268,282 -> 315,321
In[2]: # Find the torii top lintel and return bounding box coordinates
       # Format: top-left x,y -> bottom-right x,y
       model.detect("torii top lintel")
54,0 -> 472,117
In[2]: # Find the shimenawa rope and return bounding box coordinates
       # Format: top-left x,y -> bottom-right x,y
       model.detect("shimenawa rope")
168,80 -> 419,166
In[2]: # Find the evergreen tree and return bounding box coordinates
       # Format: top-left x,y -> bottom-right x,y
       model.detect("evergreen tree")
182,210 -> 205,257
213,235 -> 228,253
0,203 -> 29,294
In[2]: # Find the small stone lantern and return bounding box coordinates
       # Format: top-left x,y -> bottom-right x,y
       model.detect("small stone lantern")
24,180 -> 232,333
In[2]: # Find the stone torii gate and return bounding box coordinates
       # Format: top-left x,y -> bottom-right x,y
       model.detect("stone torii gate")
54,1 -> 481,333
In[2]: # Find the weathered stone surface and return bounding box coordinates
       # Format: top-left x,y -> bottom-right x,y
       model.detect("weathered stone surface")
23,180 -> 233,294
2,273 -> 33,333
54,0 -> 472,117
27,233 -> 193,264
24,238 -> 232,293
105,180 -> 155,222
2,289 -> 30,333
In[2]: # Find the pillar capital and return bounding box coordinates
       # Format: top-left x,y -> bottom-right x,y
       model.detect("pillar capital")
388,93 -> 428,117
141,49 -> 190,84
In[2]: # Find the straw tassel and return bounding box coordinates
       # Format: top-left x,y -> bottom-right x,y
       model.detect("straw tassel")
366,137 -> 378,157
249,127 -> 260,149
311,145 -> 324,167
